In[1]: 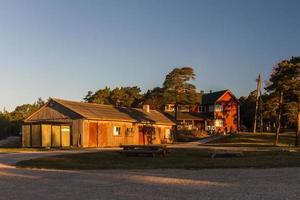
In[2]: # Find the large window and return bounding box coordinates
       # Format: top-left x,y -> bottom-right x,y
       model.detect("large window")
215,119 -> 224,127
113,126 -> 121,136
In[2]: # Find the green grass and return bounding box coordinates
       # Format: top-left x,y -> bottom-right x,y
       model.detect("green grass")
16,148 -> 300,170
15,133 -> 300,170
0,147 -> 51,153
209,132 -> 296,147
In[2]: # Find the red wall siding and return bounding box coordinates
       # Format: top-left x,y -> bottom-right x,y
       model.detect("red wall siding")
215,92 -> 239,132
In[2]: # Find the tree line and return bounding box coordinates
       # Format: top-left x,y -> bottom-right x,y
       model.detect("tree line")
1,57 -> 299,145
240,56 -> 300,145
0,98 -> 45,139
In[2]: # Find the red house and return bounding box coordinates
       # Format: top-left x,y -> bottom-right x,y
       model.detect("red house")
200,90 -> 240,133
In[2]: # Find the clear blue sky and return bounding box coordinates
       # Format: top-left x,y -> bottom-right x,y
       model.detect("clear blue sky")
0,0 -> 299,111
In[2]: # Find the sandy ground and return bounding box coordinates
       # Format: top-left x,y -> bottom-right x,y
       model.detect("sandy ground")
0,151 -> 300,200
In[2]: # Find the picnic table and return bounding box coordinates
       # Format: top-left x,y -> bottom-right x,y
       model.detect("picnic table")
210,150 -> 244,158
120,144 -> 168,157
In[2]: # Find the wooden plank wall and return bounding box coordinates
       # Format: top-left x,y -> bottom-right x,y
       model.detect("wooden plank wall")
82,120 -> 173,147
22,125 -> 31,147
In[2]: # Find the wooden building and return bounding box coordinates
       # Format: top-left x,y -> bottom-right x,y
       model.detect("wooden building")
200,90 -> 240,133
164,89 -> 239,133
22,98 -> 174,148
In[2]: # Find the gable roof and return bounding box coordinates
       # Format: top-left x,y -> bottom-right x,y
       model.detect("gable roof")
45,98 -> 175,125
201,90 -> 228,105
201,89 -> 239,105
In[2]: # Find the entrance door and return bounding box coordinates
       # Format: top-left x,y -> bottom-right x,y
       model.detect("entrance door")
51,125 -> 61,147
138,126 -> 145,144
98,123 -> 107,147
89,123 -> 98,147
61,126 -> 71,147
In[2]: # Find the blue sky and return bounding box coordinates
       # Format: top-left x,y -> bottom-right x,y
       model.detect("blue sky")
0,0 -> 299,110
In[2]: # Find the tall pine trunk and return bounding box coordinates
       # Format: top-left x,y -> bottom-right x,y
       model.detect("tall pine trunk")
295,97 -> 300,147
275,92 -> 283,146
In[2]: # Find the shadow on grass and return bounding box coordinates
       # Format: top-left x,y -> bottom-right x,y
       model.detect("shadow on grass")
16,148 -> 300,170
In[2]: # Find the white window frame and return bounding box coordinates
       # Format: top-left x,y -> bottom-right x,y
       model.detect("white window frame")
113,126 -> 121,136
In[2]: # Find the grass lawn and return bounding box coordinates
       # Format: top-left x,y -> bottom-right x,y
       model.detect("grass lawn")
15,133 -> 300,170
16,148 -> 300,170
209,132 -> 297,147
0,147 -> 51,153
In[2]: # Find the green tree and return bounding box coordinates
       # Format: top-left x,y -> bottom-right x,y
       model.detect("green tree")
265,56 -> 300,146
84,87 -> 111,104
0,98 -> 45,138
141,87 -> 165,110
162,67 -> 197,138
239,90 -> 257,129
110,86 -> 142,107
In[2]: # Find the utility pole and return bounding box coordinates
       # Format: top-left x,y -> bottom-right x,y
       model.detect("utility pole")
253,74 -> 262,134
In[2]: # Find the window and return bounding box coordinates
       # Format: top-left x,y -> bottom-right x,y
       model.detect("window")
125,127 -> 134,137
215,120 -> 224,127
209,105 -> 214,112
215,105 -> 223,112
113,126 -> 121,136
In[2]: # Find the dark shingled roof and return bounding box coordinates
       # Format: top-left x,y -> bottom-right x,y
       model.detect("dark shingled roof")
51,98 -> 175,125
164,112 -> 213,121
201,90 -> 229,105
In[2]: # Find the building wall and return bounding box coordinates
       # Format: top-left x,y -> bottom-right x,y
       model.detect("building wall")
22,120 -> 173,148
215,92 -> 239,132
82,120 -> 173,147
22,123 -> 72,148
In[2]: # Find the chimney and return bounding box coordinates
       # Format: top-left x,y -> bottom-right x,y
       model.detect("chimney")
143,105 -> 150,113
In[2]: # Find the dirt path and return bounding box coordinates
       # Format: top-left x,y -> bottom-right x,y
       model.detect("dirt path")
0,162 -> 299,200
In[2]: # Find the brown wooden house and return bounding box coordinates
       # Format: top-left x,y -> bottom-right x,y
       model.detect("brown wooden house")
22,98 -> 174,148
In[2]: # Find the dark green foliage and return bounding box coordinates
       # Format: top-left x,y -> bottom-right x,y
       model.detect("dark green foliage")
141,87 -> 165,110
239,91 -> 256,129
84,86 -> 142,107
162,67 -> 197,105
0,98 -> 45,139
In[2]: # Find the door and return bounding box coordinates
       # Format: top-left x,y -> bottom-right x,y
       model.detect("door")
89,123 -> 98,147
31,125 -> 41,147
98,123 -> 107,147
138,126 -> 144,144
51,125 -> 61,147
61,126 -> 71,147
41,125 -> 51,147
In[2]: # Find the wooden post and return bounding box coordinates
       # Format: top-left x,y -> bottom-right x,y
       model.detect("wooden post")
275,91 -> 283,146
253,74 -> 262,134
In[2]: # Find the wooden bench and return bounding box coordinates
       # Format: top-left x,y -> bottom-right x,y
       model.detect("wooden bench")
120,145 -> 168,157
210,151 -> 244,158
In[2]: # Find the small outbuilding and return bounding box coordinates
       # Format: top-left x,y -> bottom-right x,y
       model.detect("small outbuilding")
22,98 -> 175,148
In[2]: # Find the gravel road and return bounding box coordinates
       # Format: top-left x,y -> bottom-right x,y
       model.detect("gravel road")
0,152 -> 300,200
0,151 -> 300,200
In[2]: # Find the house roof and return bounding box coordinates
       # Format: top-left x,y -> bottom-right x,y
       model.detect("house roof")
201,90 -> 230,105
49,98 -> 175,125
164,112 -> 213,121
